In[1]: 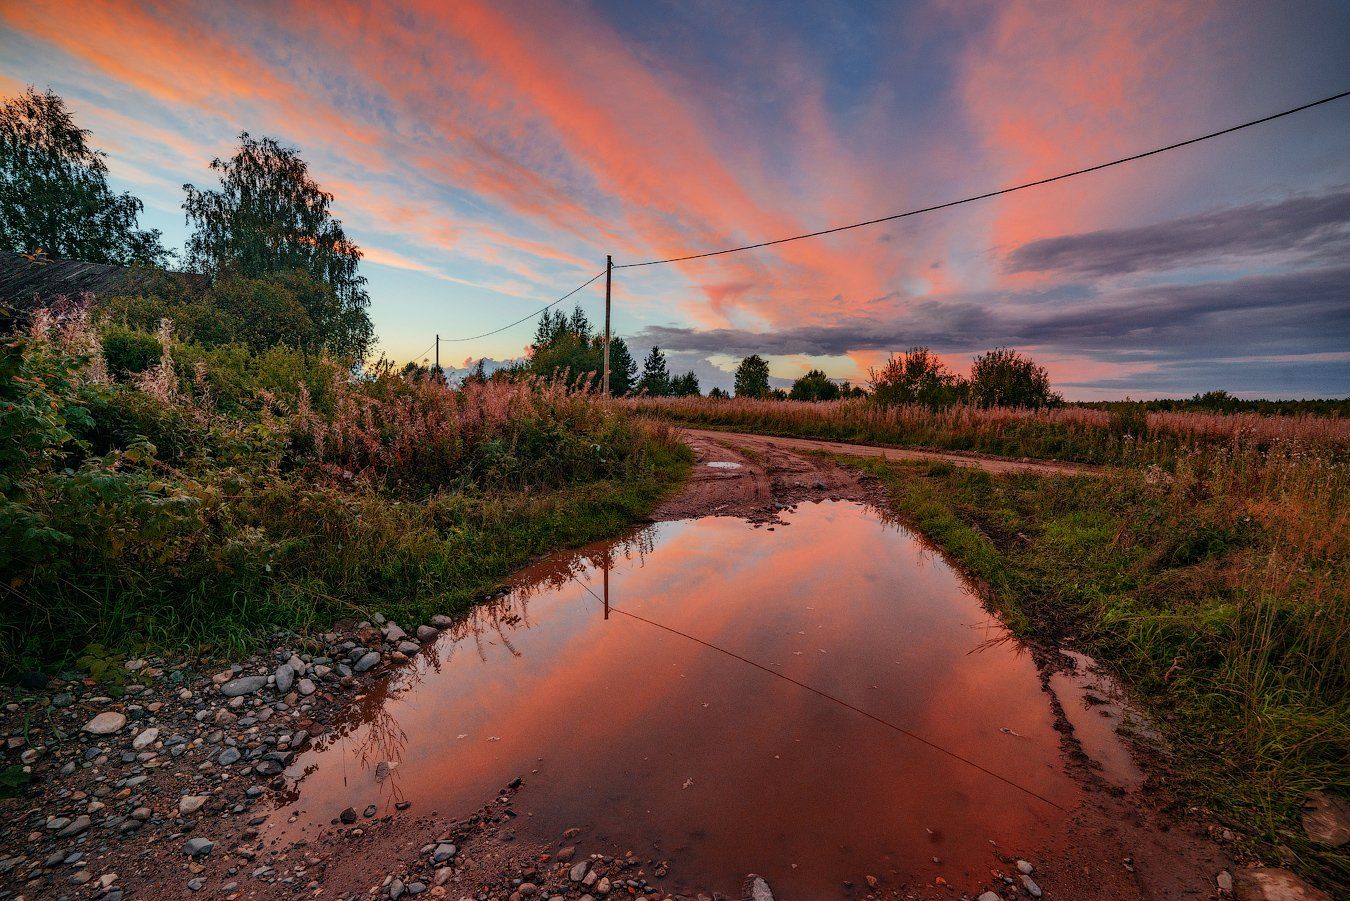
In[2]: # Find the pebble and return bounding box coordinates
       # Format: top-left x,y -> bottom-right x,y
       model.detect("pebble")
353,651 -> 381,673
132,727 -> 159,749
297,678 -> 316,696
570,861 -> 589,882
432,843 -> 457,863
746,875 -> 774,901
1017,859 -> 1034,875
218,747 -> 241,766
220,676 -> 267,697
416,625 -> 439,642
179,795 -> 209,816
1021,874 -> 1043,897
978,893 -> 1002,901
275,663 -> 296,694
82,711 -> 127,734
183,837 -> 215,857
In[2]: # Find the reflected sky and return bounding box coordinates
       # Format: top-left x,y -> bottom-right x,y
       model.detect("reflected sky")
277,502 -> 1092,895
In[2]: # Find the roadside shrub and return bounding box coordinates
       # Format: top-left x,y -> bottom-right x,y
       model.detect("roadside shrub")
101,324 -> 162,377
969,347 -> 1060,409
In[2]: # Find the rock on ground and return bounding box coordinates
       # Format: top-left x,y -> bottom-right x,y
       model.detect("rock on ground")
1234,868 -> 1332,901
81,711 -> 127,734
1301,791 -> 1350,847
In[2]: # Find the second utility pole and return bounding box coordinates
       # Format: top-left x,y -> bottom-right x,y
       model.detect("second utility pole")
602,254 -> 612,395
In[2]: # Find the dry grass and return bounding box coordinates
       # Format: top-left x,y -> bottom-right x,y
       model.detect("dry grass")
626,395 -> 1350,465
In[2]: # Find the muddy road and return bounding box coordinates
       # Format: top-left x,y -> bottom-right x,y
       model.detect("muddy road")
3,429 -> 1278,901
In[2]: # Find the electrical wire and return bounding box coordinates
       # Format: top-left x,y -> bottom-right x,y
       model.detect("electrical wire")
573,578 -> 1067,811
439,269 -> 607,342
613,89 -> 1350,269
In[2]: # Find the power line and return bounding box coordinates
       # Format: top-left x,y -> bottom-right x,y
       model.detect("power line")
573,577 -> 1066,811
613,89 -> 1350,269
440,269 -> 607,342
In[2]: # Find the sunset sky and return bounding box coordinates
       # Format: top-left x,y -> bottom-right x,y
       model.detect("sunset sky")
3,0 -> 1348,397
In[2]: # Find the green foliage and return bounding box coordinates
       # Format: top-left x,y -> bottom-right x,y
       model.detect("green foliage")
969,346 -> 1060,409
0,87 -> 169,265
788,368 -> 841,401
100,325 -> 162,378
734,354 -> 771,398
183,133 -> 373,361
638,345 -> 671,396
0,765 -> 31,799
669,371 -> 700,397
526,306 -> 637,394
0,312 -> 691,672
869,347 -> 963,408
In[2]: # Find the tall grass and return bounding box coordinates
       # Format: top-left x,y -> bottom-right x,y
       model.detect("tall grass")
627,395 -> 1350,466
0,307 -> 688,670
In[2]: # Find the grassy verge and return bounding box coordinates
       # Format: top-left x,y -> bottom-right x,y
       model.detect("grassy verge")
45,442 -> 691,664
845,454 -> 1348,890
2,309 -> 692,671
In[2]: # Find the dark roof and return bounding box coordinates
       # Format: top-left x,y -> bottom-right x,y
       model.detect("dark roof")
0,251 -> 201,310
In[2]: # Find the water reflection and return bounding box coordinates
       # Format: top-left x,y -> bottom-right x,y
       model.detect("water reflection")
277,503 -> 1101,895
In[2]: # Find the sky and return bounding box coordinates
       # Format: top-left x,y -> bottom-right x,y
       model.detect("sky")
2,0 -> 1348,398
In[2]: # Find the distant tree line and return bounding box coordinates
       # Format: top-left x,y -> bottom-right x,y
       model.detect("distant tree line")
2,87 -> 374,362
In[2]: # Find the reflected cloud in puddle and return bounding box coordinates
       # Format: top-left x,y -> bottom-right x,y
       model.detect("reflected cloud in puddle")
275,502 -> 1134,896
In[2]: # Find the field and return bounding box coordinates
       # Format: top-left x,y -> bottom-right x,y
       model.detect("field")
626,394 -> 1350,465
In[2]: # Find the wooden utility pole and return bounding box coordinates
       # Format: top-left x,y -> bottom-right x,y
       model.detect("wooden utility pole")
434,334 -> 439,377
602,254 -> 613,395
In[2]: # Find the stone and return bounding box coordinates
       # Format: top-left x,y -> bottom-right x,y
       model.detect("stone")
83,712 -> 127,734
183,837 -> 215,857
274,664 -> 295,695
978,893 -> 1002,901
218,747 -> 241,766
416,625 -> 439,642
1233,868 -> 1331,901
745,875 -> 774,901
430,615 -> 453,628
570,861 -> 589,882
132,727 -> 159,749
58,815 -> 91,837
432,843 -> 456,863
220,676 -> 267,697
187,877 -> 204,891
556,845 -> 576,862
1301,791 -> 1350,847
384,622 -> 407,642
390,877 -> 406,899
1021,874 -> 1043,898
297,678 -> 316,696
397,641 -> 420,655
1017,860 -> 1034,875
339,807 -> 358,825
353,652 -> 381,673
179,795 -> 209,816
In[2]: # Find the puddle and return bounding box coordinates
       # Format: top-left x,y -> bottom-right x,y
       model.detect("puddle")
705,461 -> 742,469
277,502 -> 1127,895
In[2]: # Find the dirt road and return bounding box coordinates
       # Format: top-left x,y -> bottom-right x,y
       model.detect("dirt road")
678,427 -> 1099,479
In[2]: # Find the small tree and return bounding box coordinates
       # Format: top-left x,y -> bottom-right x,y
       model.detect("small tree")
789,368 -> 840,401
708,386 -> 729,399
0,88 -> 169,265
734,354 -> 771,398
638,345 -> 672,396
183,132 -> 372,360
869,347 -> 963,408
670,371 -> 700,396
968,347 -> 1059,409
601,336 -> 638,395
